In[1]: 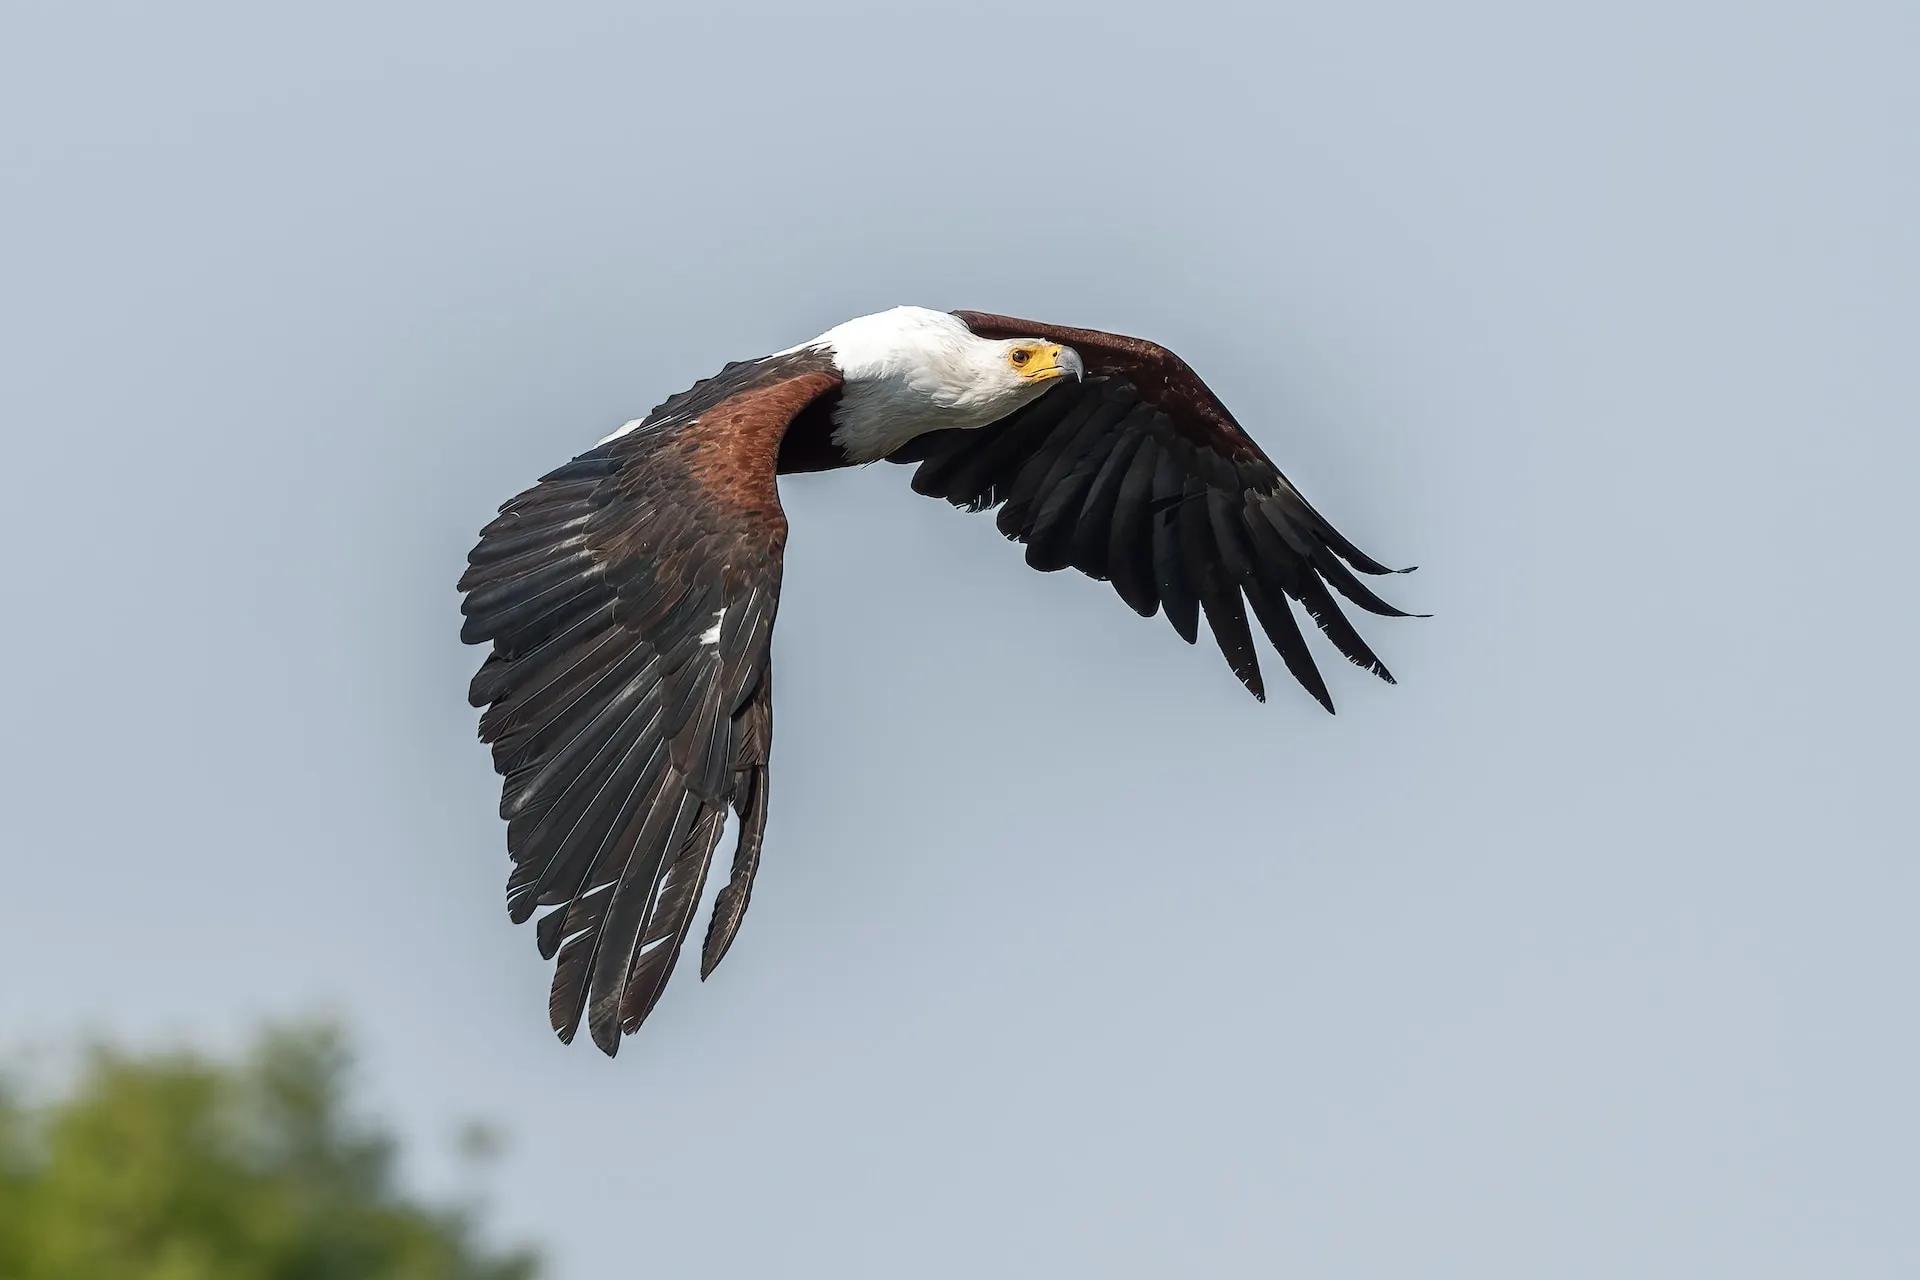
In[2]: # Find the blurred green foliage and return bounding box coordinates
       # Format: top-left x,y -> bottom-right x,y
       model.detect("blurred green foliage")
0,1022 -> 539,1280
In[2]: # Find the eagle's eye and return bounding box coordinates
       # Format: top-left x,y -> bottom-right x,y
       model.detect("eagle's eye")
1009,348 -> 1031,368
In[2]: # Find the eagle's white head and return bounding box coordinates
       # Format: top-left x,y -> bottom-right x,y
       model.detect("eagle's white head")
796,306 -> 1084,462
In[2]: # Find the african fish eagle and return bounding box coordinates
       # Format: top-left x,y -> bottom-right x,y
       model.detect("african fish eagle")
458,306 -> 1417,1054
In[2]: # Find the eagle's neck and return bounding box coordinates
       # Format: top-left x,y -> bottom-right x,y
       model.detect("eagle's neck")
788,306 -> 1048,464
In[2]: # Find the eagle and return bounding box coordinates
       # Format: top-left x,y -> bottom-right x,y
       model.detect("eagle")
458,306 -> 1417,1055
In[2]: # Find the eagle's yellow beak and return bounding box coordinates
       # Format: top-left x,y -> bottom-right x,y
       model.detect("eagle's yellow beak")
1009,342 -> 1086,383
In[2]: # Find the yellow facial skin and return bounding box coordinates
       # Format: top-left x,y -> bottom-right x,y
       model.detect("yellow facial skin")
1006,342 -> 1084,384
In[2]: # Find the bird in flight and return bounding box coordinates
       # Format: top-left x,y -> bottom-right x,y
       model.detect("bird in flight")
458,306 -> 1417,1054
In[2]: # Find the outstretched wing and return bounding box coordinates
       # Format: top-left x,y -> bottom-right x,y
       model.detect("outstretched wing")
889,311 -> 1419,709
459,363 -> 837,1054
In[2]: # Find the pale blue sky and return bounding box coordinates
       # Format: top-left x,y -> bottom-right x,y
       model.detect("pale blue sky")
3,2 -> 1916,1275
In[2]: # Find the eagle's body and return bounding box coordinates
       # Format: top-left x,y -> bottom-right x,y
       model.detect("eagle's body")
459,306 -> 1416,1054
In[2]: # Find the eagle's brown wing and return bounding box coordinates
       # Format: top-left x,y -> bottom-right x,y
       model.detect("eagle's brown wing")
459,359 -> 837,1055
888,311 -> 1417,709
